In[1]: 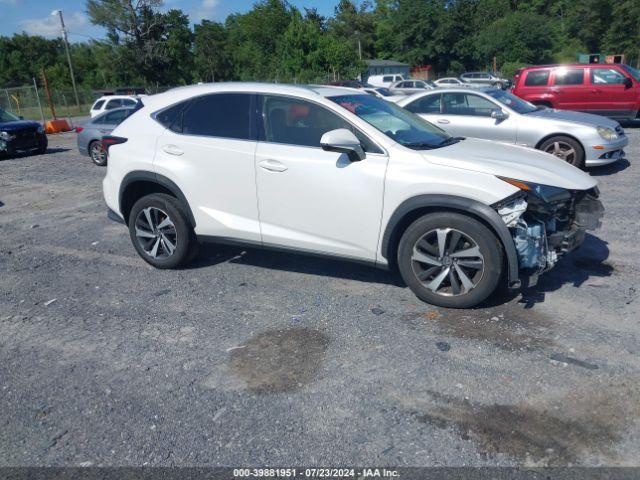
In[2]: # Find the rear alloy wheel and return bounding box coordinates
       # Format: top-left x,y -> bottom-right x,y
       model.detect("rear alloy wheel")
89,140 -> 106,166
398,212 -> 503,308
540,136 -> 584,168
128,193 -> 197,268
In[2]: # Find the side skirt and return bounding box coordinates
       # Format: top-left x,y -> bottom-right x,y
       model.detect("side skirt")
196,235 -> 386,271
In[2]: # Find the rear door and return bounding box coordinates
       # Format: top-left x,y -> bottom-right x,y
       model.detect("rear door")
253,94 -> 387,261
589,66 -> 636,117
515,69 -> 550,101
550,67 -> 588,110
435,92 -> 517,143
153,92 -> 261,241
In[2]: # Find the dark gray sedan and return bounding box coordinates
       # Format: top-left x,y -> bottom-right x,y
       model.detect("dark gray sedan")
76,108 -> 134,166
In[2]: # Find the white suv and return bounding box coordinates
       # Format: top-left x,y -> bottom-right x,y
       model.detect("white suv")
90,95 -> 143,118
103,83 -> 604,308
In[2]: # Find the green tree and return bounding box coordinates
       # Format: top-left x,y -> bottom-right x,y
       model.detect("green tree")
193,21 -> 231,82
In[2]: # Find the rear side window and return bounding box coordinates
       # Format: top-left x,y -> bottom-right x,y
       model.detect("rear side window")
591,68 -> 626,85
101,109 -> 131,125
524,70 -> 550,86
181,93 -> 252,139
92,100 -> 105,110
383,76 -> 393,82
406,94 -> 441,114
554,68 -> 584,85
105,99 -> 122,110
155,101 -> 189,132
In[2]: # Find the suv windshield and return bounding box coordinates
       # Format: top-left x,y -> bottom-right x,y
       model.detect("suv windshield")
485,89 -> 538,114
0,108 -> 20,123
621,64 -> 640,82
329,94 -> 454,150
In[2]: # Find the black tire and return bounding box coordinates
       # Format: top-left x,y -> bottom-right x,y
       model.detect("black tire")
128,193 -> 198,269
539,135 -> 585,168
88,140 -> 106,166
397,212 -> 503,309
36,137 -> 48,155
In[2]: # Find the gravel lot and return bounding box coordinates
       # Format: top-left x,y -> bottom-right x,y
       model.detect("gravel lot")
1,128 -> 639,467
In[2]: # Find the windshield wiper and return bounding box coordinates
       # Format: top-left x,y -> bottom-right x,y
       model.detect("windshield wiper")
437,136 -> 464,147
403,137 -> 464,150
403,141 -> 438,150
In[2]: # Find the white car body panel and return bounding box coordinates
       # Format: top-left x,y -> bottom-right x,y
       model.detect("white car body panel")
154,130 -> 261,242
255,142 -> 388,260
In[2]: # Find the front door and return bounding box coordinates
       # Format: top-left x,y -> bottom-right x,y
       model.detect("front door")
589,67 -> 637,117
254,94 -> 387,261
433,92 -> 517,144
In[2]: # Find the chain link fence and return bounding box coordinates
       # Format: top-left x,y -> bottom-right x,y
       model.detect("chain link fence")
0,72 -> 350,125
0,84 -> 96,124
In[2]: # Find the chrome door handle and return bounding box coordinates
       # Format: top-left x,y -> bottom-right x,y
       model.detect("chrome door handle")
437,119 -> 450,124
258,159 -> 288,172
162,144 -> 184,156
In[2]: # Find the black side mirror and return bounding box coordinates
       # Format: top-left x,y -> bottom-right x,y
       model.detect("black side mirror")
623,77 -> 633,89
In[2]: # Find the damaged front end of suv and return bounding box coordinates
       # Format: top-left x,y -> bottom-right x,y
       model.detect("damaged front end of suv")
494,177 -> 605,287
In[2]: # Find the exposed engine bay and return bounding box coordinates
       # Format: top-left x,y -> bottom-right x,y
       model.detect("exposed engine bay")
495,185 -> 605,286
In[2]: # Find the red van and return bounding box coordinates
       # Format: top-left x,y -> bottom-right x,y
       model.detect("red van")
512,63 -> 640,121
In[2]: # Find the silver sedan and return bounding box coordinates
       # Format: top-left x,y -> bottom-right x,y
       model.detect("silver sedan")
76,108 -> 135,166
396,88 -> 628,168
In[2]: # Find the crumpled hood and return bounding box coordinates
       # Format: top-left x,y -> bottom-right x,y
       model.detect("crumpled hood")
0,120 -> 42,132
525,108 -> 620,130
425,138 -> 597,190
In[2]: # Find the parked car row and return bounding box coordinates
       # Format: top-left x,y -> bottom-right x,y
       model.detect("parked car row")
100,82 -> 606,310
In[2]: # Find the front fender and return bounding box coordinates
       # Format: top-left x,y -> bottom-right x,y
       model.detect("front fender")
381,194 -> 520,286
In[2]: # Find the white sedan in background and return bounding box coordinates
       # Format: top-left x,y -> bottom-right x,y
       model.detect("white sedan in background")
361,87 -> 406,103
397,87 -> 628,168
434,77 -> 483,88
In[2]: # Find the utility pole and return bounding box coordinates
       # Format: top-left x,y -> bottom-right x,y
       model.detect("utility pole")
52,10 -> 81,110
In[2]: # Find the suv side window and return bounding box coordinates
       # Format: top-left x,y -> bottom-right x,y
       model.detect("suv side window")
383,76 -> 393,82
259,95 -> 381,153
524,70 -> 550,86
591,68 -> 627,85
155,101 -> 189,132
554,68 -> 584,85
181,93 -> 252,139
406,94 -> 441,114
122,99 -> 138,107
105,99 -> 122,110
92,100 -> 105,110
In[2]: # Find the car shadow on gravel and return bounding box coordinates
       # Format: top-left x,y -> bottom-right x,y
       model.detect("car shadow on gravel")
187,242 -> 404,286
519,234 -> 612,308
590,159 -> 630,176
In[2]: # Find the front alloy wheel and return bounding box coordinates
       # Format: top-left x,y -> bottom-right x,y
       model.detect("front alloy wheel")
411,228 -> 485,296
398,212 -> 503,308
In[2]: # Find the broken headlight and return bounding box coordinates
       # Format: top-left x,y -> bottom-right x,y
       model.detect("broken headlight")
498,177 -> 571,203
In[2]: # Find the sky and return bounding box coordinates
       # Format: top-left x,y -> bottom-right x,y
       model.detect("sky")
0,0 -> 341,41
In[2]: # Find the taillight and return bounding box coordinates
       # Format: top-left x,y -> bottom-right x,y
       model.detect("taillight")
101,135 -> 128,154
75,126 -> 83,133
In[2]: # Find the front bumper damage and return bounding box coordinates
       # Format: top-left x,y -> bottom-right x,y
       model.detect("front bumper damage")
495,187 -> 604,287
